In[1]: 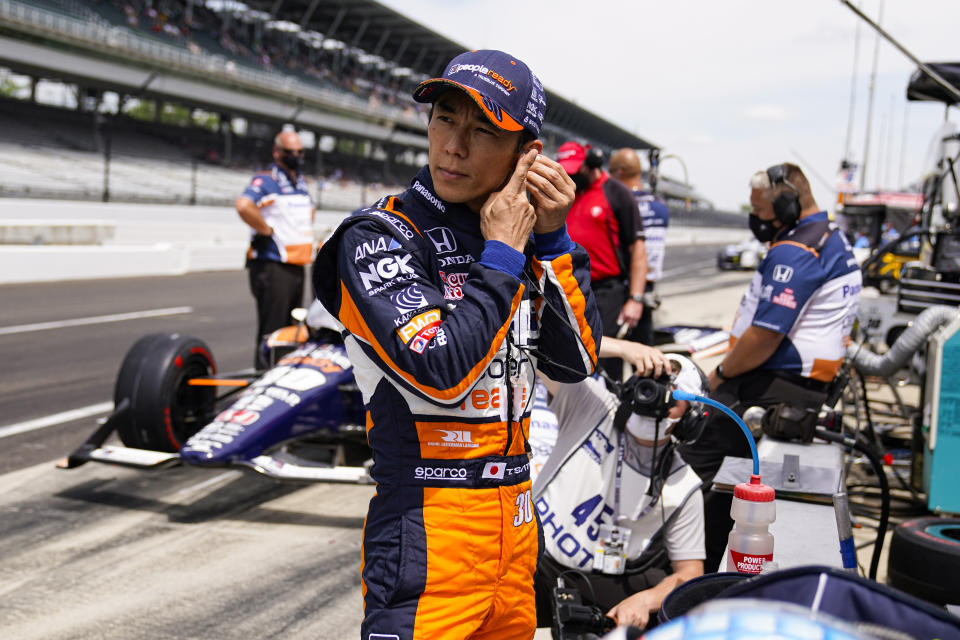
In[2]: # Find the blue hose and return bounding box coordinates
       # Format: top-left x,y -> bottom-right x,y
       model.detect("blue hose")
673,389 -> 759,476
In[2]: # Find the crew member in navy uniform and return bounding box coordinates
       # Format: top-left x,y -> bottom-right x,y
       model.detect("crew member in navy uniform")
235,129 -> 315,368
313,49 -> 601,639
558,141 -> 647,380
533,354 -> 707,630
679,163 -> 862,571
609,148 -> 669,346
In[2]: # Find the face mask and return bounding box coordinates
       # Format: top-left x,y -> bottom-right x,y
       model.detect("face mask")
749,214 -> 778,243
625,414 -> 679,442
571,173 -> 590,192
280,152 -> 302,172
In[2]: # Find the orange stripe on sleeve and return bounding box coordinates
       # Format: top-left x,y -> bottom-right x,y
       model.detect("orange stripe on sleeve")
770,240 -> 819,257
339,282 -> 525,401
549,254 -> 598,368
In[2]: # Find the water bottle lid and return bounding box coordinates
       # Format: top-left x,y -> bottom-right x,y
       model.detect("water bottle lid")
734,474 -> 775,501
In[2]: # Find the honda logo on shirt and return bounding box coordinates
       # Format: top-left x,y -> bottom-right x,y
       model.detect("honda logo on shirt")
772,264 -> 794,283
426,227 -> 457,254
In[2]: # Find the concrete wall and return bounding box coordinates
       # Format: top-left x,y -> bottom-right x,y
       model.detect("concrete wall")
0,199 -> 749,284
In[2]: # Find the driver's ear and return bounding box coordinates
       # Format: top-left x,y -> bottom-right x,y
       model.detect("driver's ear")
521,139 -> 543,155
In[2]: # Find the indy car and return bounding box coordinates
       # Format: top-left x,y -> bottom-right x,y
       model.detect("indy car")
716,237 -> 766,271
60,303 -> 372,483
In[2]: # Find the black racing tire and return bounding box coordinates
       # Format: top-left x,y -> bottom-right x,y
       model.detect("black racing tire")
114,333 -> 217,452
887,516 -> 960,605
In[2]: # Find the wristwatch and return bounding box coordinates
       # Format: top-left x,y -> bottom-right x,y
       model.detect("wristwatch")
715,363 -> 730,382
629,293 -> 644,303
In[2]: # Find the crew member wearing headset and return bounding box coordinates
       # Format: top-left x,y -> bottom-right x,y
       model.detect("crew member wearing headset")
679,163 -> 862,571
533,354 -> 708,630
558,141 -> 648,380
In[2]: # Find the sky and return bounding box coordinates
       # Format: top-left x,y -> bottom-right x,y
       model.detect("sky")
378,0 -> 960,212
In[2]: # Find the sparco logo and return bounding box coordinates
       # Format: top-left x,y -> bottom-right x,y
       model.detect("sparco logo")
414,466 -> 469,480
413,181 -> 445,212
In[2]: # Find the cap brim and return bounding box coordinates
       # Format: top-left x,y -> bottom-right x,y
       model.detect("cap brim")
558,158 -> 584,175
413,78 -> 524,133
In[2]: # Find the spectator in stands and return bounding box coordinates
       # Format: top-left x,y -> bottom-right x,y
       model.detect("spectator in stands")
235,130 -> 315,368
609,148 -> 669,346
558,141 -> 648,380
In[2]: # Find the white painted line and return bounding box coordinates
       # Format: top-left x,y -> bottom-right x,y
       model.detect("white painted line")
0,306 -> 194,336
0,402 -> 113,440
174,471 -> 240,497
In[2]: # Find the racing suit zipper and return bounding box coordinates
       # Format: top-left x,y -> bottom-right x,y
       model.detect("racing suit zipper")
503,329 -> 515,456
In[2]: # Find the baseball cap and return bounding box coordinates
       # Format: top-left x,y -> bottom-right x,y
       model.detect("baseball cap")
413,49 -> 546,137
557,141 -> 587,174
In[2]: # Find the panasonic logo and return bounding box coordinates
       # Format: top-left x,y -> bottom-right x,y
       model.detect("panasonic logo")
413,180 -> 445,212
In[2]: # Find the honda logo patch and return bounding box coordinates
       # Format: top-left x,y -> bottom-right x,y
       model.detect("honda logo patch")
425,227 -> 457,254
772,264 -> 794,283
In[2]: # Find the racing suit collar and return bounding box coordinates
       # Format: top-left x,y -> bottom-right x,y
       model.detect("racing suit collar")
408,166 -> 475,219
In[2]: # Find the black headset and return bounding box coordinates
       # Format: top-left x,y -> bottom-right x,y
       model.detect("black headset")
584,146 -> 604,169
668,362 -> 711,446
766,164 -> 801,229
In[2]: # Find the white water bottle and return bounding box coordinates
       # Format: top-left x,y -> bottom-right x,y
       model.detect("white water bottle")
726,474 -> 776,574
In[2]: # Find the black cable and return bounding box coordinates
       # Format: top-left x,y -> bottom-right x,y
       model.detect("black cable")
815,428 -> 889,580
556,568 -> 600,605
856,369 -> 881,448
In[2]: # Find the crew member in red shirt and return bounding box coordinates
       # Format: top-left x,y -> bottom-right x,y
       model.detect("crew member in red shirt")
558,141 -> 648,380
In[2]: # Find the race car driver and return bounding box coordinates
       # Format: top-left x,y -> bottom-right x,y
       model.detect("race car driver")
313,49 -> 601,639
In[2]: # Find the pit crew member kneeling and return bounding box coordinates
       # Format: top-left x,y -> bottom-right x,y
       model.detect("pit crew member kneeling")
533,354 -> 708,630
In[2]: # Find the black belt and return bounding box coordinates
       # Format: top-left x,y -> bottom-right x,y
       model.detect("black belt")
773,370 -> 831,393
592,276 -> 626,289
396,454 -> 531,488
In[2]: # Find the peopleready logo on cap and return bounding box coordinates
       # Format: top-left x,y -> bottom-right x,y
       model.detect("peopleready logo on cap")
413,49 -> 546,137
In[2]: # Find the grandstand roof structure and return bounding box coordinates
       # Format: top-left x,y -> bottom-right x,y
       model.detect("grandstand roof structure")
242,0 -> 657,150
0,0 -> 656,152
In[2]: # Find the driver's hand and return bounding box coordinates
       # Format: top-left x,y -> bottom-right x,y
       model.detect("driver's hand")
526,154 -> 576,234
480,148 -> 538,252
